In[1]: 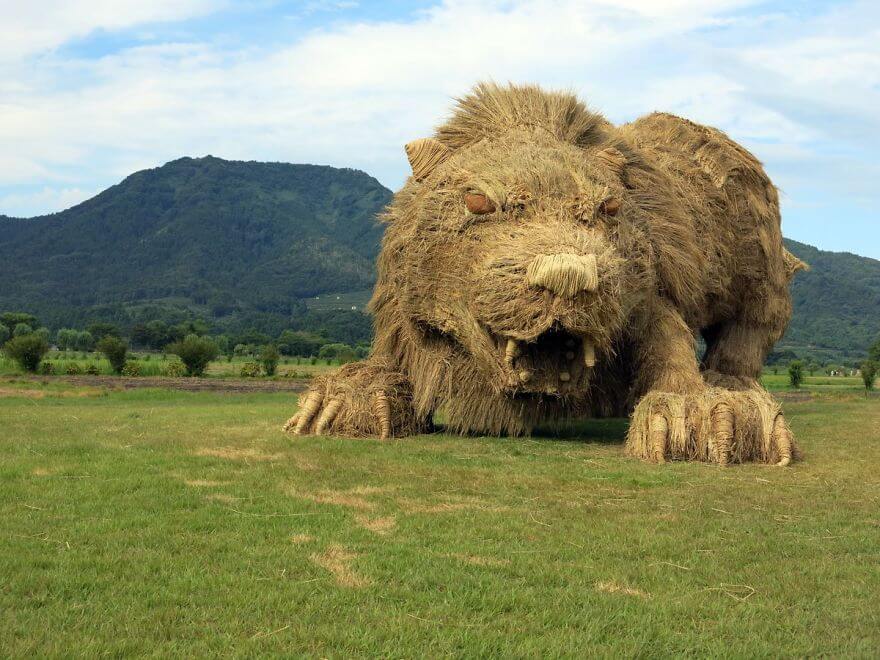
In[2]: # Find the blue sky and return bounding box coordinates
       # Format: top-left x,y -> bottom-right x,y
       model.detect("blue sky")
1,0 -> 878,257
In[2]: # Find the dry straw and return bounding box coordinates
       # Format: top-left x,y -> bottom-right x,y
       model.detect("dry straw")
284,82 -> 803,465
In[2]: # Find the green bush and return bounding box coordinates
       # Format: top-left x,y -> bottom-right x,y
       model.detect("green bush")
13,323 -> 33,338
240,362 -> 262,378
163,361 -> 186,377
861,361 -> 877,395
0,324 -> 9,346
85,363 -> 100,375
167,334 -> 218,377
788,360 -> 804,389
3,334 -> 49,372
38,362 -> 55,375
97,336 -> 128,374
260,344 -> 280,376
121,361 -> 142,377
66,363 -> 83,375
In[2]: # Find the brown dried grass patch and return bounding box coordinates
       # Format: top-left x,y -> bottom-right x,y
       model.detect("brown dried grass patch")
595,581 -> 650,599
290,534 -> 315,544
355,515 -> 396,535
310,544 -> 371,588
194,447 -> 282,462
397,495 -> 507,514
31,467 -> 53,476
446,553 -> 510,567
183,478 -> 229,487
206,493 -> 241,503
291,485 -> 396,511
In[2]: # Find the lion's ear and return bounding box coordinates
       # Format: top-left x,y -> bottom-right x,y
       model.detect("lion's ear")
596,147 -> 627,177
405,138 -> 451,181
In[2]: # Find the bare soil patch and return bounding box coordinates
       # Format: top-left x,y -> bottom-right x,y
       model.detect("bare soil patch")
12,374 -> 309,394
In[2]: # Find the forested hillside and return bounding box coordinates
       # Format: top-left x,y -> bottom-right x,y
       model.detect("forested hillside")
0,157 -> 390,336
779,239 -> 880,361
0,157 -> 877,361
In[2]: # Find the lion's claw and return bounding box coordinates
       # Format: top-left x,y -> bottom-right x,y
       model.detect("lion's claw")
282,361 -> 421,439
626,386 -> 797,465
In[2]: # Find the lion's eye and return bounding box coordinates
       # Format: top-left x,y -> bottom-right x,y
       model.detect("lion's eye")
464,192 -> 496,215
598,197 -> 621,217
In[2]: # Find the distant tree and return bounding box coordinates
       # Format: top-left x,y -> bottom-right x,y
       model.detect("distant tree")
88,322 -> 121,342
167,334 -> 218,377
318,342 -> 356,363
276,330 -> 325,357
3,334 -> 49,372
259,344 -> 280,376
169,320 -> 210,344
870,337 -> 880,363
75,330 -> 95,352
0,324 -> 9,346
213,334 -> 231,356
806,361 -> 819,376
34,327 -> 51,344
56,328 -> 78,350
13,323 -> 33,337
236,328 -> 271,346
1,312 -> 38,332
97,336 -> 128,374
861,361 -> 877,396
788,360 -> 804,389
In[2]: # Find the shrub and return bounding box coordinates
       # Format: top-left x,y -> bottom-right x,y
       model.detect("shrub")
167,334 -> 218,377
163,361 -> 186,377
65,363 -> 83,375
0,324 -> 10,346
260,344 -> 280,376
240,362 -> 262,377
38,362 -> 55,375
13,323 -> 33,338
97,336 -> 128,374
861,361 -> 877,396
85,363 -> 100,375
121,361 -> 142,377
3,334 -> 49,372
788,360 -> 804,389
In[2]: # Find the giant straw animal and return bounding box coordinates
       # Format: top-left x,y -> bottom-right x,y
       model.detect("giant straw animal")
283,83 -> 805,465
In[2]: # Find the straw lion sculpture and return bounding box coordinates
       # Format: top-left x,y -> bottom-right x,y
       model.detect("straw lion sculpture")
284,83 -> 805,465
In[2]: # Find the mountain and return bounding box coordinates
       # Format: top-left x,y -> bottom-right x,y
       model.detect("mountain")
0,157 -> 878,361
0,156 -> 391,335
780,239 -> 880,362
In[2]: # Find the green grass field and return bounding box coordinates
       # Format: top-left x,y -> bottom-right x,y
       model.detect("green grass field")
2,379 -> 878,656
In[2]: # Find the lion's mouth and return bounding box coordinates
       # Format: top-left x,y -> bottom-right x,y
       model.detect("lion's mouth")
497,326 -> 595,396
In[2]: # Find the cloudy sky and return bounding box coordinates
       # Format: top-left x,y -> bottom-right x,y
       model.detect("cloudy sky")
2,0 -> 878,256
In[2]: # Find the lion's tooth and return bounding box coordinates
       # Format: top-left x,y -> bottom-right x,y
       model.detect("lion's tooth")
505,338 -> 520,367
582,341 -> 596,368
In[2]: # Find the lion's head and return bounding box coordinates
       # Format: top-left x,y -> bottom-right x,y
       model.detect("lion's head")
375,83 -> 700,403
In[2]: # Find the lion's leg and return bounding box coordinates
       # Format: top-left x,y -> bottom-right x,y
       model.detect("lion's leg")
701,319 -> 778,381
624,302 -> 795,465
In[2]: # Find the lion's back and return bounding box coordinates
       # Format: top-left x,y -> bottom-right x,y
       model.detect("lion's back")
619,112 -> 797,330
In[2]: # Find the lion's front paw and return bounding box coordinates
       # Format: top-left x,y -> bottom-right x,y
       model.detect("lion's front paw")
282,361 -> 421,439
625,387 -> 796,466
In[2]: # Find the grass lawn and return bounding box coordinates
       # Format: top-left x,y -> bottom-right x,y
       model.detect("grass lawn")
1,379 -> 878,656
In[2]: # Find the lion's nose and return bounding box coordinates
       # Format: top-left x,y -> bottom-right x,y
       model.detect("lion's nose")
526,253 -> 598,298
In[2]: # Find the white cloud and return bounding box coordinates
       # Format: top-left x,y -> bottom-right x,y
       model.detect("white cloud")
0,0 -> 223,61
1,0 -> 878,257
